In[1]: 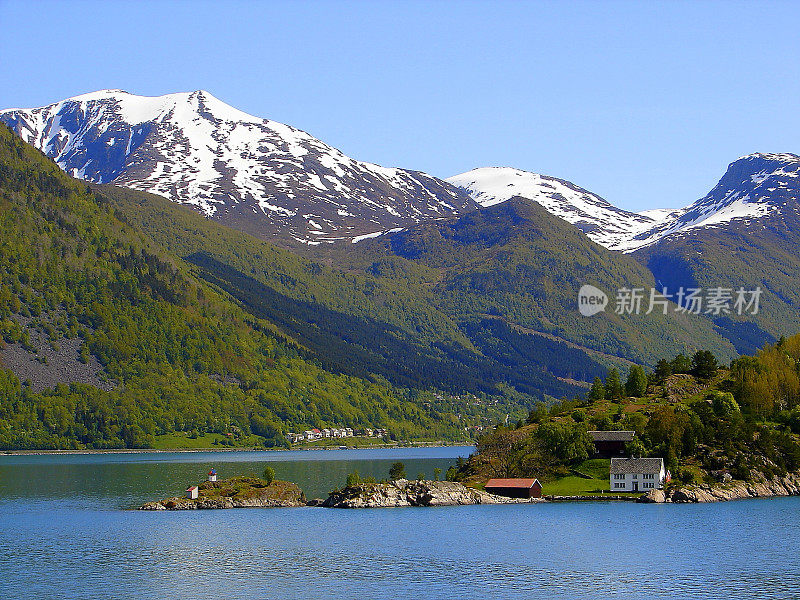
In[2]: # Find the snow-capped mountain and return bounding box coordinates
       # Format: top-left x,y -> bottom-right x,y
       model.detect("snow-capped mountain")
448,156 -> 800,253
0,90 -> 477,244
3,90 -> 796,253
623,153 -> 800,251
446,167 -> 658,250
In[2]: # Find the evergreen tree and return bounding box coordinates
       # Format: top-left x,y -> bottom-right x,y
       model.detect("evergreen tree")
625,365 -> 648,397
671,354 -> 692,374
625,438 -> 647,458
527,402 -> 548,424
653,359 -> 673,383
587,377 -> 605,403
262,466 -> 275,485
691,350 -> 719,379
388,461 -> 407,480
605,368 -> 624,400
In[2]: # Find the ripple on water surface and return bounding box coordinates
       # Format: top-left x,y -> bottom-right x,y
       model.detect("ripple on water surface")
0,450 -> 797,599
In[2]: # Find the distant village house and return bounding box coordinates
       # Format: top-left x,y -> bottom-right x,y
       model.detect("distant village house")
285,426 -> 387,444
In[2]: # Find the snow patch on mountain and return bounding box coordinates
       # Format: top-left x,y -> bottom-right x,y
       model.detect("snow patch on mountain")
447,167 -> 657,250
637,208 -> 679,221
450,155 -> 800,253
0,90 -> 476,244
623,153 -> 800,251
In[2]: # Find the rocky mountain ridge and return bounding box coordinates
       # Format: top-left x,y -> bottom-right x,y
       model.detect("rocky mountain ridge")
3,91 -> 798,257
447,166 -> 658,250
0,90 -> 477,245
625,152 -> 800,250
450,153 -> 800,253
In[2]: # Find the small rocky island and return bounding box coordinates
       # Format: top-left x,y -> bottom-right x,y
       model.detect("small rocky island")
139,475 -> 541,510
323,479 -> 543,508
140,476 -> 306,510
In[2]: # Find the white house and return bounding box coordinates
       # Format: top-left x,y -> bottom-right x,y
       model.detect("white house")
186,486 -> 199,499
610,458 -> 667,492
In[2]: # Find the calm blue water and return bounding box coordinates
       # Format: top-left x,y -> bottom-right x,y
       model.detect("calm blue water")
0,447 -> 798,599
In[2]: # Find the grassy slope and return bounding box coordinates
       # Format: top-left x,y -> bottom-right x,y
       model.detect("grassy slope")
94,183 -> 469,347
545,459 -> 616,496
96,184 -> 601,400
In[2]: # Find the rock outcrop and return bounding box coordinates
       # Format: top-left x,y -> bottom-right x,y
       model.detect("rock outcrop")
322,479 -> 543,508
139,477 -> 306,510
638,471 -> 800,503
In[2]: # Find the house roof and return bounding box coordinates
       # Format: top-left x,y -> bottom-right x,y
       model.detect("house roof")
610,457 -> 664,474
485,478 -> 541,489
589,430 -> 635,442
186,486 -> 198,491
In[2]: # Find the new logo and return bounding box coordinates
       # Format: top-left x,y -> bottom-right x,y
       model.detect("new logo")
578,285 -> 608,317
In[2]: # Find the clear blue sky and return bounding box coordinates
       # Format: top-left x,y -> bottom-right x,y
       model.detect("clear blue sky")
2,0 -> 798,211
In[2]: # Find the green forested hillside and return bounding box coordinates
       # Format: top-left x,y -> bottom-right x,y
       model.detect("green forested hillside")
457,334 -> 800,489
0,125 -> 505,449
360,198 -> 737,364
96,181 -> 741,406
96,183 -> 607,400
635,221 -> 800,354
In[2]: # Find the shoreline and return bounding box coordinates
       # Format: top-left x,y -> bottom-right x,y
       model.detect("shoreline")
640,471 -> 800,503
1,441 -> 471,457
139,478 -> 800,511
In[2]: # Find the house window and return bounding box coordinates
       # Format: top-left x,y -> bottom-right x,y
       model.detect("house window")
632,474 -> 637,479
613,474 -> 625,480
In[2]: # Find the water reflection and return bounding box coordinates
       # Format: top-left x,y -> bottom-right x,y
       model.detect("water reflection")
0,448 -> 798,599
0,446 -> 473,506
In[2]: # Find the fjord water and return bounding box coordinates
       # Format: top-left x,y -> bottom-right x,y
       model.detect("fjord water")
0,448 -> 798,600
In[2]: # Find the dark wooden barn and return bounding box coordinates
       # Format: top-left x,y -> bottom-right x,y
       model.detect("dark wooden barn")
484,478 -> 542,499
589,430 -> 635,457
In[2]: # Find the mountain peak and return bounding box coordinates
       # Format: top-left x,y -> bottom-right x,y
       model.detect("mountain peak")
623,150 -> 800,251
0,91 -> 476,245
447,166 -> 656,250
737,152 -> 800,163
76,88 -> 129,96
